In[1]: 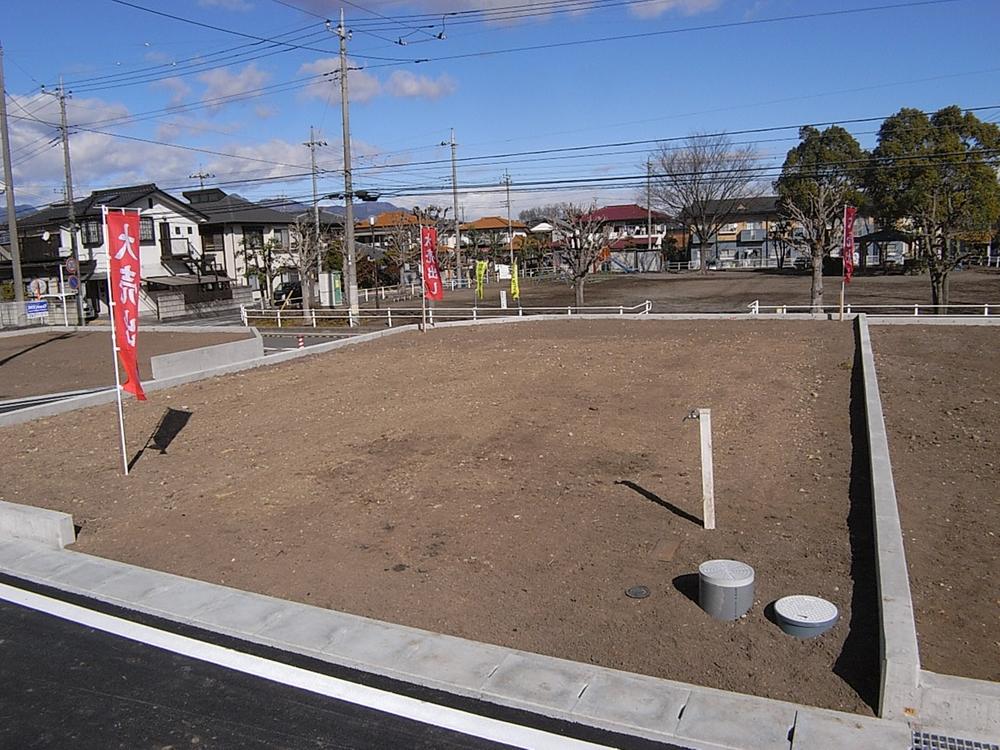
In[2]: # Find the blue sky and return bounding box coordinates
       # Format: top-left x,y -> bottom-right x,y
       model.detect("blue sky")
3,0 -> 999,218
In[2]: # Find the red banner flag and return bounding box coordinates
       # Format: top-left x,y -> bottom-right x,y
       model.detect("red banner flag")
105,208 -> 146,401
842,205 -> 857,284
420,226 -> 443,301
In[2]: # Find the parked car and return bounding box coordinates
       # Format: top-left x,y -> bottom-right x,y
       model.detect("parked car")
272,281 -> 302,307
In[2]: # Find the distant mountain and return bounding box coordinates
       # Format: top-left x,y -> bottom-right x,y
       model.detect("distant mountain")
0,204 -> 37,225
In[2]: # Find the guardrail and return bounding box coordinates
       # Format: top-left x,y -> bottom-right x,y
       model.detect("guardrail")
241,300 -> 653,328
748,300 -> 999,316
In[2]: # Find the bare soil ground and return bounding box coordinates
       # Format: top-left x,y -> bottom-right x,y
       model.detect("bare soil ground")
872,325 -> 1000,682
0,320 -> 877,713
0,330 -> 253,400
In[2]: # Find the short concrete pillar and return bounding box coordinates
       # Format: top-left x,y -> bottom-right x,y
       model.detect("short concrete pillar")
698,559 -> 755,621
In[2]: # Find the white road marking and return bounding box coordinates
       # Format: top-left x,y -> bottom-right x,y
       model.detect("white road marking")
0,583 -> 612,750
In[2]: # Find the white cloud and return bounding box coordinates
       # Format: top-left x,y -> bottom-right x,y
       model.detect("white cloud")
628,0 -> 721,19
297,57 -> 381,104
385,71 -> 456,99
199,63 -> 271,108
198,0 -> 254,10
153,76 -> 192,106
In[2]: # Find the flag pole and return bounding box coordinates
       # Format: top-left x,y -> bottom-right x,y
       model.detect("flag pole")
420,221 -> 427,333
838,204 -> 846,322
839,277 -> 846,322
103,206 -> 130,475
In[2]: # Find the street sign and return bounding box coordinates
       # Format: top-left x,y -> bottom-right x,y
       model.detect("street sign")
65,257 -> 78,274
68,275 -> 80,290
26,301 -> 49,319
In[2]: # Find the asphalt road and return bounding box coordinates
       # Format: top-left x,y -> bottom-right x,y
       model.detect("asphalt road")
0,576 -> 686,750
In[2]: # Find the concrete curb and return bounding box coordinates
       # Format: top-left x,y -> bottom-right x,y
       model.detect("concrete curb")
0,501 -> 75,549
0,537 -> 913,749
151,329 -> 264,380
867,316 -> 1000,326
856,314 -> 922,721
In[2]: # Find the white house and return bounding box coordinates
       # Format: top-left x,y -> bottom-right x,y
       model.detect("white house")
16,183 -> 247,319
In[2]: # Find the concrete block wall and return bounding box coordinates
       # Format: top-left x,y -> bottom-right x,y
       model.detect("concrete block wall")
154,292 -> 187,320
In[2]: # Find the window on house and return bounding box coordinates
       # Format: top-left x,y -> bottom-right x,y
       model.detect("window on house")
140,217 -> 155,243
147,198 -> 154,209
244,226 -> 265,250
187,226 -> 193,235
277,228 -> 289,249
175,226 -> 181,235
82,219 -> 103,245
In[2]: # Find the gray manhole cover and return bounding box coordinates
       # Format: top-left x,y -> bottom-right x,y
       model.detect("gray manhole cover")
626,586 -> 650,599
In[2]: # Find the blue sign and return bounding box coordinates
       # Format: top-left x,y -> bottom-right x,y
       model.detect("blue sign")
68,275 -> 80,290
26,301 -> 49,319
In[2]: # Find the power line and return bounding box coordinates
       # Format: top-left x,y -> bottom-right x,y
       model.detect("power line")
365,0 -> 964,66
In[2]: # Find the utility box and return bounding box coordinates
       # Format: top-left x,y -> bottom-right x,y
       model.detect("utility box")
318,271 -> 342,307
698,559 -> 755,621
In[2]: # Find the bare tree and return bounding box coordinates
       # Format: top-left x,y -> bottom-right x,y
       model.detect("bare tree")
288,215 -> 328,315
381,218 -> 418,288
649,133 -> 763,274
547,203 -> 611,306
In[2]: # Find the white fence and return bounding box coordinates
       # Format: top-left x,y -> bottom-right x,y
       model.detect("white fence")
748,300 -> 999,316
241,300 -> 653,328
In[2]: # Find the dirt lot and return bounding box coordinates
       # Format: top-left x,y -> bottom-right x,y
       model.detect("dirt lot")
872,325 -> 1000,682
1,320 -> 876,713
0,330 -> 253,400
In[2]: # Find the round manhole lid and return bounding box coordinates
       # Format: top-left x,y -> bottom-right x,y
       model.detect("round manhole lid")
626,586 -> 650,599
774,595 -> 838,624
698,559 -> 755,587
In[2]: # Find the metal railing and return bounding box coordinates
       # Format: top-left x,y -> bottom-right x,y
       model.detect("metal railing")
241,300 -> 653,328
748,299 -> 999,316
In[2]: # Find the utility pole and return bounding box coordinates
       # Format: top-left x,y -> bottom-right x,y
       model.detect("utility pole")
442,129 -> 462,286
0,44 -> 25,309
646,159 -> 653,253
305,125 -> 326,311
335,10 -> 359,323
189,168 -> 215,188
53,77 -> 84,326
502,169 -> 513,268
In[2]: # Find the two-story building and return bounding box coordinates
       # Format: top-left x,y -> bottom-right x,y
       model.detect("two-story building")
14,183 -> 245,319
581,204 -> 683,272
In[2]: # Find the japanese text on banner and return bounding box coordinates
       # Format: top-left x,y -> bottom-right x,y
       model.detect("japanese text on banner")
420,226 -> 443,301
106,209 -> 147,400
843,205 -> 857,284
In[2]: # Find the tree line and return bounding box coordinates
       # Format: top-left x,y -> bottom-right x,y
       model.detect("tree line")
519,106 -> 999,310
649,105 -> 1000,311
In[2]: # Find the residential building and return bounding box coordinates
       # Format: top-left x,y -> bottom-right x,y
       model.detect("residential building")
10,183 -> 257,319
581,204 -> 682,272
182,188 -> 295,283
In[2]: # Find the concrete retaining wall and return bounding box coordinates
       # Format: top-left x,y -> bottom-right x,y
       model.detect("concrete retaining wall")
856,314 -> 922,720
150,329 -> 264,380
0,500 -> 75,548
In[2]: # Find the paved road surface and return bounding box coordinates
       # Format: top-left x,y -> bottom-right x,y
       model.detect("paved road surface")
0,576 -> 686,750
